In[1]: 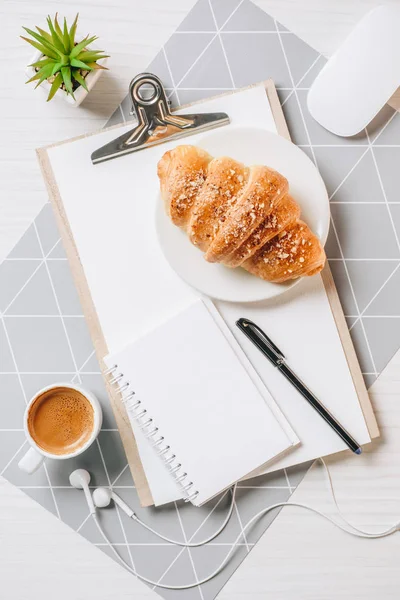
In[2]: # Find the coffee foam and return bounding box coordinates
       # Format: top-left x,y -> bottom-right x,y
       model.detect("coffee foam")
28,387 -> 94,455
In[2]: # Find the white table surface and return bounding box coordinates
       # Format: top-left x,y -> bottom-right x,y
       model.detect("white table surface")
1,1 -> 400,598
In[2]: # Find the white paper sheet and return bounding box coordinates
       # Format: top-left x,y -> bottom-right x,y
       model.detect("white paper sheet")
47,86 -> 371,506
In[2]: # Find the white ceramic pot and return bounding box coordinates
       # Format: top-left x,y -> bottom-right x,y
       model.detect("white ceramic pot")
25,47 -> 108,107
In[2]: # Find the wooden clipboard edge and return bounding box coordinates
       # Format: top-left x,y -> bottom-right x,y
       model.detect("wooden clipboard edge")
36,78 -> 379,507
320,267 -> 379,438
263,80 -> 379,440
36,148 -> 154,508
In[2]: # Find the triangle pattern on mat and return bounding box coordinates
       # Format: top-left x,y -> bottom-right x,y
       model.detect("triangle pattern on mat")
63,317 -> 94,370
177,492 -> 242,543
178,0 -> 217,32
222,0 -> 275,30
371,110 -> 400,145
0,322 -> 15,372
346,261 -> 399,314
192,542 -> 248,597
325,228 -> 341,259
2,440 -> 50,487
79,352 -> 100,373
164,32 -> 214,86
47,240 -> 66,259
363,316 -> 400,374
125,545 -> 185,584
298,55 -> 326,88
97,431 -> 131,486
179,36 -> 232,88
79,506 -> 126,545
0,374 -> 26,429
211,0 -> 243,29
329,149 -> 384,202
112,463 -> 134,487
35,204 -> 60,256
280,32 -> 319,86
0,260 -> 41,313
276,88 -> 291,105
276,21 -> 289,32
328,260 -> 358,316
349,320 -> 375,374
373,147 -> 400,204
365,265 -> 400,316
345,316 -> 358,329
157,547 -> 199,589
313,146 -> 368,199
280,92 -> 309,146
53,488 -> 95,532
6,263 -> 58,315
23,488 -> 58,517
147,49 -> 175,89
0,432 -> 27,474
363,373 -> 377,390
8,224 -> 42,259
168,90 -> 179,109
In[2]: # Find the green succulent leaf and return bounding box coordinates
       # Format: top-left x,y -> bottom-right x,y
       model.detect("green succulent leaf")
26,70 -> 44,84
69,13 -> 79,48
61,66 -> 74,96
32,63 -> 54,87
35,27 -> 53,44
28,57 -> 54,69
77,51 -> 108,62
22,27 -> 62,58
46,16 -> 66,53
23,13 -> 109,101
87,61 -> 108,70
47,72 -> 63,101
70,35 -> 97,59
21,36 -> 56,59
72,68 -> 88,92
51,61 -> 63,76
62,17 -> 70,53
70,58 -> 93,70
54,13 -> 63,38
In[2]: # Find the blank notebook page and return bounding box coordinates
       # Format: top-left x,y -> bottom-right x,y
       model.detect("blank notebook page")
105,300 -> 294,506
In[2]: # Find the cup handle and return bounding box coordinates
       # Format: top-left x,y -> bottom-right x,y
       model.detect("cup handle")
18,447 -> 44,474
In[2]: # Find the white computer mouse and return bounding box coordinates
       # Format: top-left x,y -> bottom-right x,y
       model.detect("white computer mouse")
307,6 -> 400,137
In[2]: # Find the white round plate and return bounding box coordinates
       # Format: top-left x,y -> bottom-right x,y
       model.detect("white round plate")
155,126 -> 329,303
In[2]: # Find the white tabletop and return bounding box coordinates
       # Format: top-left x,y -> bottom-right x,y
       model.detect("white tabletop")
1,1 -> 399,598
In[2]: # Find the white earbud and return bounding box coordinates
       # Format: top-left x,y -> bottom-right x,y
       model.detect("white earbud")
69,469 -> 96,515
68,461 -> 400,591
93,487 -> 135,518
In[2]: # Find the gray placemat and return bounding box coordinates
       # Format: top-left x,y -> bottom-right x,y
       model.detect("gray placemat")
1,0 -> 399,598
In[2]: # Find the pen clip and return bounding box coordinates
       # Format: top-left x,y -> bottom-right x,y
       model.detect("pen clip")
236,318 -> 285,361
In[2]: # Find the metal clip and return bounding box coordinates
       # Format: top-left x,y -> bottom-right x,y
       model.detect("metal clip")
91,73 -> 230,164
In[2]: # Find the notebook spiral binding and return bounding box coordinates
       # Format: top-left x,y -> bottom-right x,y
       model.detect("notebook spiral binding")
105,364 -> 199,503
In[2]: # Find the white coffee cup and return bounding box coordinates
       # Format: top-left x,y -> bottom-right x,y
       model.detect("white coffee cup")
18,383 -> 102,474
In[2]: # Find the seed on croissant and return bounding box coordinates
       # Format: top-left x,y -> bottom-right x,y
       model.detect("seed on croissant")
157,145 -> 326,284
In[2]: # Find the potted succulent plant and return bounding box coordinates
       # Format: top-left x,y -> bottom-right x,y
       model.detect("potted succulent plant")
22,14 -> 109,106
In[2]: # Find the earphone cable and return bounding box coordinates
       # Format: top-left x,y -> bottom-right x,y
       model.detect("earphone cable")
319,457 -> 400,536
91,458 -> 400,590
131,485 -> 236,547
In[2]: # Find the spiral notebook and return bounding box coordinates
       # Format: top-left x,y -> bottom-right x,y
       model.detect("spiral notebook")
104,299 -> 298,507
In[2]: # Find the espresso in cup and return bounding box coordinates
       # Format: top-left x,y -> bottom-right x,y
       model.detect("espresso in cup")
19,383 -> 102,474
27,386 -> 95,456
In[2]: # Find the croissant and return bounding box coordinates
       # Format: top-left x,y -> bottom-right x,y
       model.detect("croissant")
158,145 -> 326,283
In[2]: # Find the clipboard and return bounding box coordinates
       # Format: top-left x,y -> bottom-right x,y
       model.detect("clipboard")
37,78 -> 379,507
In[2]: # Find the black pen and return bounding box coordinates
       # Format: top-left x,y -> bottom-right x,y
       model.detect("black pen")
236,318 -> 362,455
